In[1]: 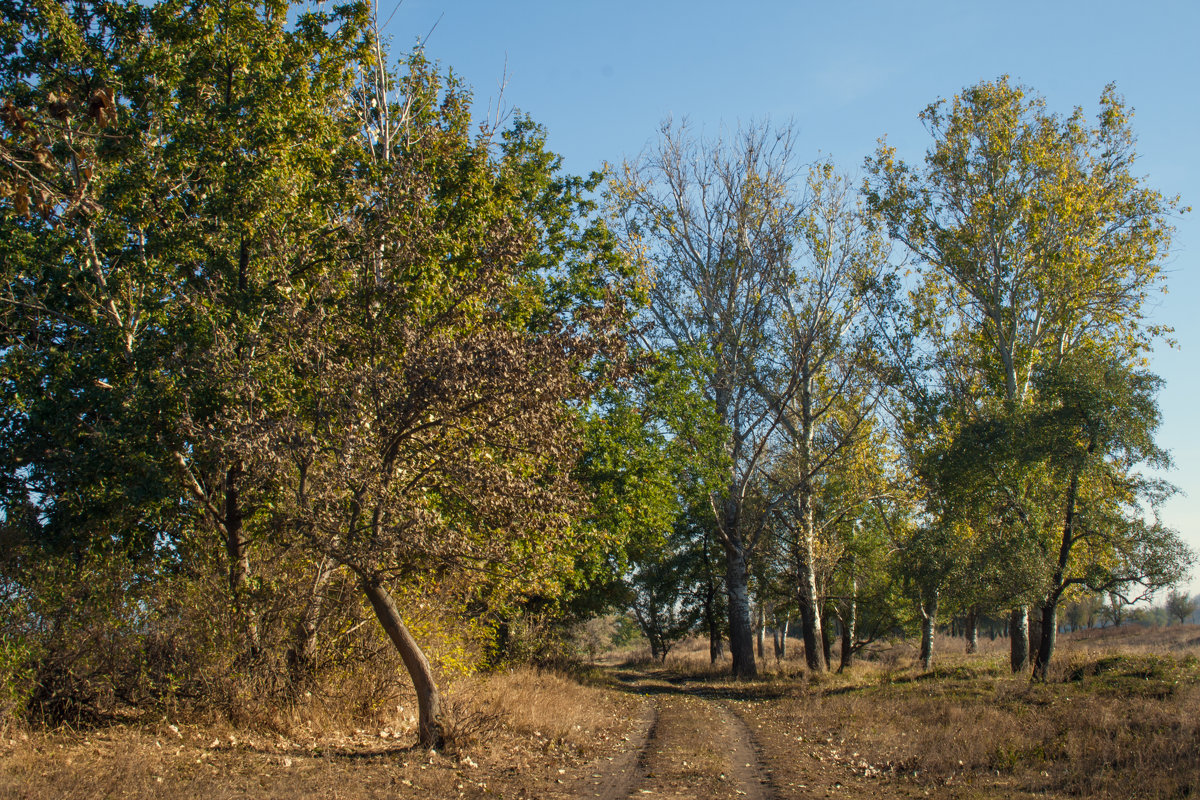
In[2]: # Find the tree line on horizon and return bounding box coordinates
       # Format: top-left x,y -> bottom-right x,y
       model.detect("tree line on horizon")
1,0 -> 1193,749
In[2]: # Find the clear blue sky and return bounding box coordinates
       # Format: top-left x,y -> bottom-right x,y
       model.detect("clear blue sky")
384,0 -> 1200,593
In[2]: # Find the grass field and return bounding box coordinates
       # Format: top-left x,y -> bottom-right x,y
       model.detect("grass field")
1,623 -> 1197,799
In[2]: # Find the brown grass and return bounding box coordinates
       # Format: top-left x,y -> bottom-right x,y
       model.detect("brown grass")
734,622 -> 1200,799
0,665 -> 642,800
3,624 -> 1197,799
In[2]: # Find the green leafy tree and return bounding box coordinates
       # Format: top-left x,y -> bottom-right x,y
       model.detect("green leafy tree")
628,530 -> 703,663
1,0 -> 377,710
1024,351 -> 1191,677
2,0 -> 638,745
866,77 -> 1185,672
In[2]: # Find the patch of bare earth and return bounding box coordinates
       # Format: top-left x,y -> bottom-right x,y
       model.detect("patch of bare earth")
584,670 -> 776,800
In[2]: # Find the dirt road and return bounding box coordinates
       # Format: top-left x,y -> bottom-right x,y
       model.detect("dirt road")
576,669 -> 923,800
578,671 -> 774,800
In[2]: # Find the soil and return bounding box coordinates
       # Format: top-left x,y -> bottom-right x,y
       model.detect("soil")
584,668 -> 922,800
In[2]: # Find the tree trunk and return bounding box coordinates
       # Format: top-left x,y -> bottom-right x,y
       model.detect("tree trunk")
723,532 -> 757,678
919,590 -> 938,671
361,578 -> 444,749
222,461 -> 260,657
702,548 -> 723,664
1029,610 -> 1043,666
839,598 -> 856,673
795,523 -> 825,672
821,606 -> 834,669
710,631 -> 724,662
773,615 -> 789,660
708,606 -> 724,663
839,566 -> 857,672
965,609 -> 979,654
1032,600 -> 1060,681
796,560 -> 824,672
287,556 -> 337,689
720,496 -> 756,678
795,372 -> 825,672
1010,607 -> 1029,673
756,603 -> 766,660
1034,448 -> 1089,681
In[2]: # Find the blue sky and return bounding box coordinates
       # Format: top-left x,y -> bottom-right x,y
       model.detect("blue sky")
384,0 -> 1200,592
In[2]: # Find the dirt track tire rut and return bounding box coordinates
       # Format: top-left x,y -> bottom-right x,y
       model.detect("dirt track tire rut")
719,700 -> 776,800
579,673 -> 776,800
579,697 -> 657,800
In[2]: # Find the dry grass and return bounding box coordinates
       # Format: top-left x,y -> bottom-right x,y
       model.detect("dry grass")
735,623 -> 1200,799
4,624 -> 1198,799
0,665 -> 642,800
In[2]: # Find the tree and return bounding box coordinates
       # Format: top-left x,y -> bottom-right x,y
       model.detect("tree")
1102,591 -> 1129,628
2,0 -> 637,745
628,531 -> 703,663
608,121 -> 808,678
762,164 -> 894,671
1024,351 -> 1191,677
0,0 -> 376,701
217,57 -> 635,746
1165,588 -> 1196,625
866,77 -> 1185,672
816,422 -> 906,672
919,392 -> 1056,670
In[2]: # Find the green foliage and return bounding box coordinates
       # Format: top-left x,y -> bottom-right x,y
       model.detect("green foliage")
1,0 -> 644,726
866,79 -> 1192,671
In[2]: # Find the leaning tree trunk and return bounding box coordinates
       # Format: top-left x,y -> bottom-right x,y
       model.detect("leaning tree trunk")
1033,440 -> 1090,681
1010,607 -> 1029,673
919,589 -> 939,671
361,578 -> 444,749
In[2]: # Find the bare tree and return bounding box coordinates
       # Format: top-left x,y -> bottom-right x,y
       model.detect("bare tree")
609,120 -> 806,678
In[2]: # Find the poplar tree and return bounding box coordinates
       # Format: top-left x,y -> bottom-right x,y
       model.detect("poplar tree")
867,77 -> 1190,674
